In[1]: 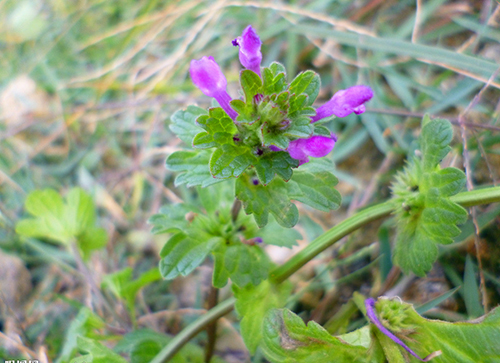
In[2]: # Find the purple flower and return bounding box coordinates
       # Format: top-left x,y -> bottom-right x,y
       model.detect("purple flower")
365,298 -> 441,362
287,134 -> 337,165
312,85 -> 373,122
189,56 -> 238,120
232,25 -> 262,76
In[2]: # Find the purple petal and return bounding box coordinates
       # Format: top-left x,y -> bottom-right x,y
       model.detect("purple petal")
365,298 -> 441,362
189,56 -> 237,120
233,25 -> 262,76
287,134 -> 337,165
312,85 -> 373,122
190,56 -> 227,98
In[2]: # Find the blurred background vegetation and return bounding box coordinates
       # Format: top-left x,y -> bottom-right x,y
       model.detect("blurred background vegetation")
1,0 -> 500,362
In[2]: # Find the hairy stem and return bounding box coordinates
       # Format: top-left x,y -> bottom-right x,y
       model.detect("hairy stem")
150,185 -> 500,362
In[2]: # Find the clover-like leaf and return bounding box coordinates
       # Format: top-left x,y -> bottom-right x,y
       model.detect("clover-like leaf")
236,174 -> 299,228
287,171 -> 341,212
233,280 -> 293,353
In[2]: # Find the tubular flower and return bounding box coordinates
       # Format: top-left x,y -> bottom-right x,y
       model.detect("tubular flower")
287,134 -> 338,165
365,298 -> 441,362
232,25 -> 262,76
312,85 -> 373,122
189,56 -> 238,120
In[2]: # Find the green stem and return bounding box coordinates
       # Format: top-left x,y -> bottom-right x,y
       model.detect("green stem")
149,298 -> 235,363
270,201 -> 394,283
150,185 -> 500,362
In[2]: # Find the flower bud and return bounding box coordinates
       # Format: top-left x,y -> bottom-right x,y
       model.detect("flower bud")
312,85 -> 373,122
189,56 -> 237,120
233,25 -> 262,76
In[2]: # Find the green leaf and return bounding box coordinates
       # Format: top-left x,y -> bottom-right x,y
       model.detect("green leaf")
56,308 -> 105,363
262,309 -> 372,363
287,171 -> 341,212
254,151 -> 299,185
16,188 -> 107,259
394,189 -> 468,276
193,107 -> 238,149
159,232 -> 221,279
313,124 -> 331,136
233,280 -> 293,353
420,116 -> 453,171
289,70 -> 321,106
256,217 -> 301,248
260,123 -> 290,150
283,115 -> 313,139
212,242 -> 271,288
70,337 -> 127,363
392,117 -> 468,276
169,106 -> 207,145
114,329 -> 225,363
148,204 -> 197,235
236,174 -> 299,228
209,144 -> 256,179
262,62 -> 287,95
101,267 -> 161,319
166,150 -> 223,187
369,297 -> 500,362
240,69 -> 263,104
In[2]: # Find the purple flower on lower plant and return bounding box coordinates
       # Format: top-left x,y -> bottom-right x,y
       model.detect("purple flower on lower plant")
189,56 -> 238,120
312,85 -> 373,122
232,25 -> 262,76
287,134 -> 338,165
365,298 -> 441,362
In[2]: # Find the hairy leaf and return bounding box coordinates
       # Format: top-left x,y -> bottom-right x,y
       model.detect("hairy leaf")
262,309 -> 372,363
241,69 -> 263,104
212,242 -> 271,288
159,232 -> 221,279
287,171 -> 341,212
369,297 -> 500,362
209,144 -> 256,179
236,174 -> 299,228
253,151 -> 299,185
289,70 -> 321,106
420,116 -> 453,172
263,62 -> 287,95
391,117 -> 468,276
233,280 -> 293,353
166,150 -> 223,187
169,105 -> 207,145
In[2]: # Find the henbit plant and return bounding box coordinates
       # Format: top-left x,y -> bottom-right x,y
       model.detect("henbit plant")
147,25 -> 500,363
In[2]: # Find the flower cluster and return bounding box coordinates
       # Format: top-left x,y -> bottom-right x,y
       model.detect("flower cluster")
189,25 -> 373,171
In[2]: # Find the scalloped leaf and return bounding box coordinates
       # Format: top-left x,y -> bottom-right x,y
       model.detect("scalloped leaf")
169,105 -> 207,145
236,174 -> 298,228
287,171 -> 341,212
